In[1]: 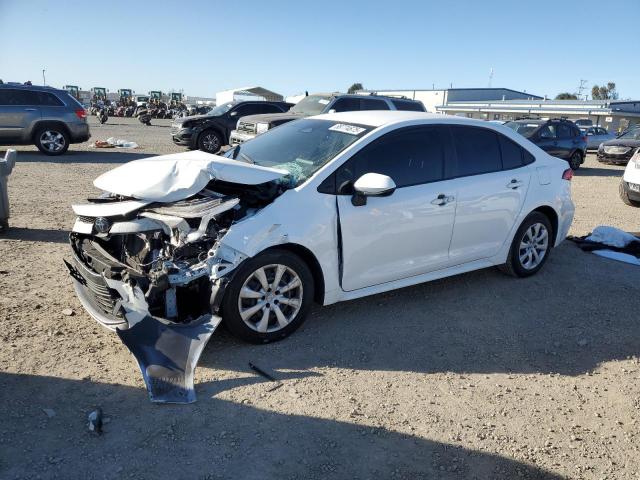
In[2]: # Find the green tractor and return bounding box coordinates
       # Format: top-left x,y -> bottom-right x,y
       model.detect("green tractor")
91,87 -> 107,101
149,90 -> 163,100
63,85 -> 81,100
170,92 -> 183,103
118,88 -> 133,102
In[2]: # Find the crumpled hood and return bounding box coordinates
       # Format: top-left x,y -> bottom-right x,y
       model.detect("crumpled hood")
93,150 -> 287,203
601,138 -> 640,148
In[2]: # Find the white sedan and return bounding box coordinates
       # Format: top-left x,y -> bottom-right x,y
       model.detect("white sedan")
68,111 -> 575,344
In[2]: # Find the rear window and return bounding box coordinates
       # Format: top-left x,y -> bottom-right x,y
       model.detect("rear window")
391,99 -> 425,112
505,121 -> 543,138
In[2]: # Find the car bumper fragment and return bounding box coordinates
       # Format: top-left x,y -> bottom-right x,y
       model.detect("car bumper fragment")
117,313 -> 221,404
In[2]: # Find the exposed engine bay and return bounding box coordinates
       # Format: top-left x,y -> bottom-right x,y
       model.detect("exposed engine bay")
64,151 -> 290,403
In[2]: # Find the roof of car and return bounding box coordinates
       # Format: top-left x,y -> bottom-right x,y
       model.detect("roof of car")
0,83 -> 65,93
313,111 -> 480,128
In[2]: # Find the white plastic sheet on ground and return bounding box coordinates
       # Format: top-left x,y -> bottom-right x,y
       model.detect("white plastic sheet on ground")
586,226 -> 640,266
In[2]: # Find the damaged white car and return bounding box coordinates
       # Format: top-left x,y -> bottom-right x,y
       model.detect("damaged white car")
66,111 -> 575,402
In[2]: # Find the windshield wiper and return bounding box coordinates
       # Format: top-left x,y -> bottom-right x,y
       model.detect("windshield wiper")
240,152 -> 255,164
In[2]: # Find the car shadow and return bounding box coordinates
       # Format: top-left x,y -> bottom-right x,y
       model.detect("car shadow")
574,166 -> 625,177
10,150 -> 152,164
0,227 -> 69,243
201,243 -> 640,378
0,372 -> 565,479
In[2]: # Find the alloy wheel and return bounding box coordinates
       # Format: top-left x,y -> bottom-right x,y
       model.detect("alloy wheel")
518,223 -> 549,270
202,133 -> 220,152
237,264 -> 303,333
40,130 -> 66,152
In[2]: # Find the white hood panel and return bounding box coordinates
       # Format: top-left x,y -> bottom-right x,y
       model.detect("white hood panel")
93,151 -> 288,203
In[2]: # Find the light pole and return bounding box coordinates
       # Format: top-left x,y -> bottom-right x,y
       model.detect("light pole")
42,69 -> 46,86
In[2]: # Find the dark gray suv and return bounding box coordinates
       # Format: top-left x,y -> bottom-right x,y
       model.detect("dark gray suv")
0,84 -> 91,155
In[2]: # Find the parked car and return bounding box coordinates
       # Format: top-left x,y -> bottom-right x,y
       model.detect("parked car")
171,100 -> 292,153
574,118 -> 593,127
504,118 -> 587,169
229,93 -> 426,146
67,111 -> 574,347
0,84 -> 90,155
597,127 -> 640,165
620,150 -> 640,207
580,126 -> 615,150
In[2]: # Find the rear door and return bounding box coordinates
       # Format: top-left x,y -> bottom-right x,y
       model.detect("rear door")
447,126 -> 532,264
535,123 -> 562,157
0,89 -> 41,142
336,125 -> 457,291
556,122 -> 575,158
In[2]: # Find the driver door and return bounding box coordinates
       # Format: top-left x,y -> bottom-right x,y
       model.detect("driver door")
335,126 -> 457,291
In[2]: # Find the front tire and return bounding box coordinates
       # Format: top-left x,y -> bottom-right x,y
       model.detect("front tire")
499,212 -> 553,277
198,129 -> 222,154
620,180 -> 640,207
221,249 -> 314,344
34,126 -> 69,155
568,151 -> 582,170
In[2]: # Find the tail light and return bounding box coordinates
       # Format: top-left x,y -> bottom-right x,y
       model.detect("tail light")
562,168 -> 573,181
75,109 -> 87,119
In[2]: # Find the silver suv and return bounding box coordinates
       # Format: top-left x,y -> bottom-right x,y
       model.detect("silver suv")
0,84 -> 91,155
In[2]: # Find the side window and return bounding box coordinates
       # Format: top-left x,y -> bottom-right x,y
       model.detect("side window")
538,124 -> 557,139
391,99 -> 425,112
0,89 -> 38,105
360,99 -> 390,110
339,127 -> 447,189
36,92 -> 64,106
231,103 -> 256,117
261,104 -> 283,114
498,134 -> 524,170
451,126 -> 501,177
331,98 -> 360,112
597,128 -> 607,135
557,123 -> 572,138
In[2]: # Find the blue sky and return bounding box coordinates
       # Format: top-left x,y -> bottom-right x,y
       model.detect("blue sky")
1,0 -> 639,99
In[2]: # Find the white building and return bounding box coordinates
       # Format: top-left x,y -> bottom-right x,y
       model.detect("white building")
216,86 -> 284,105
357,88 -> 542,113
437,99 -> 640,134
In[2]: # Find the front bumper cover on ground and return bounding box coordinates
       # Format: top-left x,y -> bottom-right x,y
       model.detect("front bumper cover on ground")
65,251 -> 224,404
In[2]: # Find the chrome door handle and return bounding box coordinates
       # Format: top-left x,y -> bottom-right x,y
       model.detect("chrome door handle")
431,194 -> 455,206
507,179 -> 524,189
24,108 -> 37,111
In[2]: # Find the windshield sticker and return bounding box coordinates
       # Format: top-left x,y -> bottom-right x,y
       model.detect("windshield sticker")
318,99 -> 330,105
329,124 -> 367,135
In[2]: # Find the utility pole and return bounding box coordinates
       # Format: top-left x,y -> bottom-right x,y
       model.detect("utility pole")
42,69 -> 46,86
577,79 -> 587,100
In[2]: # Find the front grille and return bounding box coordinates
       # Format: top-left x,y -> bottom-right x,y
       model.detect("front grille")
237,121 -> 256,134
78,215 -> 94,224
70,248 -> 123,319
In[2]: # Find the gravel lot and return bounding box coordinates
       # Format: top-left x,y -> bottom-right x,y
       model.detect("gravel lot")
1,117 -> 639,480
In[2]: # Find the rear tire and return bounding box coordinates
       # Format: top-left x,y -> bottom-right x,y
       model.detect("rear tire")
34,126 -> 69,155
568,151 -> 582,170
221,249 -> 314,344
198,129 -> 222,154
0,219 -> 8,234
619,180 -> 640,207
499,212 -> 553,278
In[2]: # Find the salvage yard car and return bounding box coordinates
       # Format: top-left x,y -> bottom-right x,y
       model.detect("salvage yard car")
0,84 -> 90,155
620,149 -> 640,207
65,112 -> 574,402
171,100 -> 292,154
505,118 -> 587,169
597,127 -> 640,165
229,93 -> 425,146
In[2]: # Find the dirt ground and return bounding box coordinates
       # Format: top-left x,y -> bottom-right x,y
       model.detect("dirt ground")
1,117 -> 639,480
